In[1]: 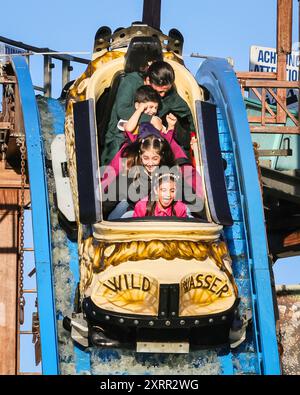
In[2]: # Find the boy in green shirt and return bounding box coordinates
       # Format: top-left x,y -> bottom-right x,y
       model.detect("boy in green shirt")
101,61 -> 195,165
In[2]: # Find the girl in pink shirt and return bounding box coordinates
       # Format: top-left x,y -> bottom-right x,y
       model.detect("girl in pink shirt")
133,173 -> 187,218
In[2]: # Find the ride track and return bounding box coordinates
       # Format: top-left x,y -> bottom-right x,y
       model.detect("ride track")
12,54 -> 281,375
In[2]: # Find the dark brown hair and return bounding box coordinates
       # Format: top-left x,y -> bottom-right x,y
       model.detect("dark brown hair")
122,134 -> 174,170
147,61 -> 175,86
134,85 -> 161,105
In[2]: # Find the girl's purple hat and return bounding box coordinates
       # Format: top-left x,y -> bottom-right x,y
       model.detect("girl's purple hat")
138,122 -> 163,141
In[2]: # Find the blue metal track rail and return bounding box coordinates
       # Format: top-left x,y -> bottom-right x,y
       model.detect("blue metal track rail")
196,58 -> 281,374
12,56 -> 59,374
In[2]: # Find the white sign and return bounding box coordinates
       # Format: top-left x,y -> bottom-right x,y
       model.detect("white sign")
249,45 -> 299,109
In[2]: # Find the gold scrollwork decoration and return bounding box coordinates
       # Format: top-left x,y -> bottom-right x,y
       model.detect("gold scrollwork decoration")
79,237 -> 238,298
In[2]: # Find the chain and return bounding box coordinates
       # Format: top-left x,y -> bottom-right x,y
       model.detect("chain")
18,138 -> 26,325
253,142 -> 263,195
32,298 -> 41,366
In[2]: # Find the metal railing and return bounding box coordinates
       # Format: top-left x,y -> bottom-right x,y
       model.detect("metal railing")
236,71 -> 299,134
0,36 -> 89,97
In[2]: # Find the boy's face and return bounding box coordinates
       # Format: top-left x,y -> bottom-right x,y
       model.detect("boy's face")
135,101 -> 159,116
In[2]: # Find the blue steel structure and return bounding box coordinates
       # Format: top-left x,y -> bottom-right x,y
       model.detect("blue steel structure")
45,97 -> 92,374
12,54 -> 281,375
196,58 -> 280,374
12,56 -> 59,374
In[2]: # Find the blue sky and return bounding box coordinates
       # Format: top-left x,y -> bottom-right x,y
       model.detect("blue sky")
2,0 -> 298,76
1,0 -> 299,374
1,0 -> 299,97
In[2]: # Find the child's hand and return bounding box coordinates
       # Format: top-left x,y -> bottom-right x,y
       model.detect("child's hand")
151,116 -> 163,131
136,102 -> 147,113
166,113 -> 177,129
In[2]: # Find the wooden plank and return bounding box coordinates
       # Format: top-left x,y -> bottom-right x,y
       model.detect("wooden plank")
248,116 -> 276,124
276,0 -> 293,123
236,71 -> 277,79
250,126 -> 300,134
259,87 -> 265,125
258,148 -> 292,157
267,88 -> 299,126
284,231 -> 300,247
0,166 -> 30,189
276,53 -> 287,124
251,87 -> 276,117
0,189 -> 18,374
268,231 -> 300,258
244,80 -> 298,88
0,122 -> 13,129
277,0 -> 293,54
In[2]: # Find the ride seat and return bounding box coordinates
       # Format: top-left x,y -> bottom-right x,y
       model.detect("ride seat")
96,36 -> 163,162
96,70 -> 125,157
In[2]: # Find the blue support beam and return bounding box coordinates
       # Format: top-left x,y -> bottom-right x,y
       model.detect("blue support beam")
196,58 -> 281,375
12,56 -> 59,374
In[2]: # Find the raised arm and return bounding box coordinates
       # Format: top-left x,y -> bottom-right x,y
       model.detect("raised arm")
115,74 -> 152,123
161,90 -> 195,131
166,113 -> 177,131
124,103 -> 147,132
